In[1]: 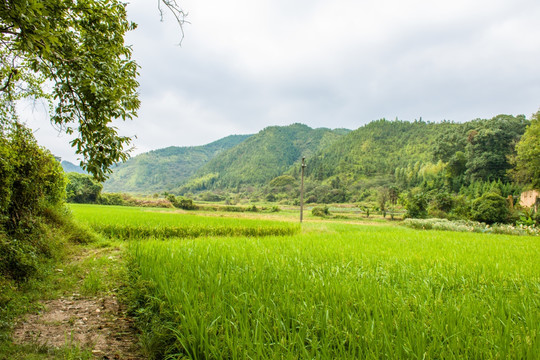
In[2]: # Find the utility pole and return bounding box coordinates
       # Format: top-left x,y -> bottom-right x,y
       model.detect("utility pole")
300,157 -> 306,223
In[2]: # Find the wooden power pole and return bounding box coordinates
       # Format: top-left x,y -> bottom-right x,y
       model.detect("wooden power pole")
300,157 -> 306,223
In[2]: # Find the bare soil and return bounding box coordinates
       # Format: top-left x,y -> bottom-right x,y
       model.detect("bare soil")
12,294 -> 144,359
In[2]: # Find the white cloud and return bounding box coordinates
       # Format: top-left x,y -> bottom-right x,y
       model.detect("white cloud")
25,0 -> 540,162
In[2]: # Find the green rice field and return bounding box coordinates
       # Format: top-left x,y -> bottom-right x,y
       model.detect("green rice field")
71,204 -> 540,359
70,204 -> 299,239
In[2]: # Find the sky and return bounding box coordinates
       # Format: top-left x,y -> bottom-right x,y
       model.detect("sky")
23,0 -> 540,163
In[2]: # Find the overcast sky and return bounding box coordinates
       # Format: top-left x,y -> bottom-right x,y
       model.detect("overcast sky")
24,0 -> 540,163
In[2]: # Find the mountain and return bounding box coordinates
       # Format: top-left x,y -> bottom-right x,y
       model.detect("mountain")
102,115 -> 527,198
61,160 -> 86,174
306,115 -> 528,185
178,123 -> 349,193
103,134 -> 252,194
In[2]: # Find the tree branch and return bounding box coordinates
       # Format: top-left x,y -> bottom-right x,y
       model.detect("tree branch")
0,68 -> 15,92
158,0 -> 188,44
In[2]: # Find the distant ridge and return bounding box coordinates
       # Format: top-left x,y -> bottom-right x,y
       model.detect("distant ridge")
102,114 -> 528,197
178,123 -> 349,193
61,160 -> 86,174
103,134 -> 252,194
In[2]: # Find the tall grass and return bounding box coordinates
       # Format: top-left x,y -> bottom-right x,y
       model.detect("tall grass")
129,224 -> 540,359
69,204 -> 299,239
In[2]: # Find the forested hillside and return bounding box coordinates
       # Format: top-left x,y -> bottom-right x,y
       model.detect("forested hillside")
101,115 -> 531,203
307,115 -> 528,187
178,124 -> 349,193
103,135 -> 251,194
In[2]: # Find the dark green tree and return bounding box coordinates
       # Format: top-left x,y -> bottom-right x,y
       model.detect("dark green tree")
377,187 -> 389,217
65,173 -> 102,204
512,111 -> 540,188
404,188 -> 428,219
465,115 -> 528,182
471,192 -> 509,224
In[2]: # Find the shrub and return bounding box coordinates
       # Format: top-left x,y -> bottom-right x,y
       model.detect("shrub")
404,188 -> 428,219
98,193 -> 126,206
0,123 -> 76,280
471,192 -> 510,224
306,195 -> 317,204
247,205 -> 259,212
199,191 -> 224,202
0,124 -> 66,231
178,198 -> 197,210
166,194 -> 198,210
269,175 -> 296,188
448,195 -> 471,220
312,206 -> 330,217
427,191 -> 454,218
66,172 -> 102,203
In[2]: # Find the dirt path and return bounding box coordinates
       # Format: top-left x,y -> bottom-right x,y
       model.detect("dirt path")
10,242 -> 145,359
12,294 -> 143,359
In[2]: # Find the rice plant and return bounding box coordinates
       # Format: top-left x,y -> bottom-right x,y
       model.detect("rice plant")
129,223 -> 540,359
69,204 -> 299,240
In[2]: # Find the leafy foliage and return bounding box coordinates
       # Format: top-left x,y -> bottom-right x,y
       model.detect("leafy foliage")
512,110 -> 540,188
404,188 -> 429,219
308,115 -> 528,189
0,123 -> 66,280
308,119 -> 443,181
471,192 -> 510,224
463,115 -> 528,182
311,206 -> 330,217
166,194 -> 198,210
0,0 -> 140,180
66,173 -> 102,204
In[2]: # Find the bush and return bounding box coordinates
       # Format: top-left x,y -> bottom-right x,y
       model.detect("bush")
0,124 -> 66,231
471,192 -> 510,224
427,191 -> 454,218
404,188 -> 428,219
166,195 -> 198,210
269,175 -> 296,188
312,206 -> 330,217
98,193 -> 126,206
447,195 -> 471,220
305,195 -> 317,204
178,198 -> 197,210
0,123 -> 76,281
66,172 -> 102,203
247,205 -> 259,212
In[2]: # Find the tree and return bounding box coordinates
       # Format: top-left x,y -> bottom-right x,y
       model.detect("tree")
512,111 -> 540,188
0,0 -> 187,181
464,115 -> 528,182
377,187 -> 388,217
471,192 -> 509,224
65,173 -> 102,203
404,188 -> 428,219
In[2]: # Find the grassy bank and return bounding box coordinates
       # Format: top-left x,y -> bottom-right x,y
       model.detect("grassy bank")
0,207 -> 104,359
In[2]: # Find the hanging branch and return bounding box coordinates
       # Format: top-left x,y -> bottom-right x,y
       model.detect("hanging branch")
158,0 -> 189,44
